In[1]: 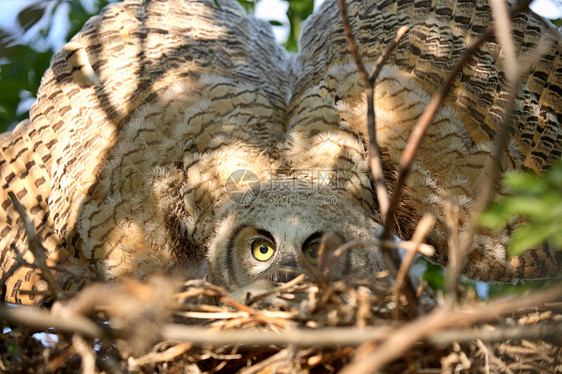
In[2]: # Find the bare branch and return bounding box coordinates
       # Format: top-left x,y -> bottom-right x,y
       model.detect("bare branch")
338,2 -> 407,224
429,324 -> 562,346
0,304 -> 108,339
73,334 -> 96,374
444,199 -> 461,301
367,26 -> 410,220
458,0 -> 535,263
246,274 -> 306,306
8,192 -> 64,300
489,0 -> 519,82
325,238 -> 434,272
133,342 -> 192,367
338,0 -> 368,84
161,324 -> 392,347
393,214 -> 435,318
379,25 -> 496,242
368,26 -> 409,85
340,286 -> 562,374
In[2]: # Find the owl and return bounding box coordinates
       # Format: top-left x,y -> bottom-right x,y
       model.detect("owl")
0,0 -> 560,305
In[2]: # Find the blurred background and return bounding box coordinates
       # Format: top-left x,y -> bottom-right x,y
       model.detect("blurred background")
0,0 -> 560,299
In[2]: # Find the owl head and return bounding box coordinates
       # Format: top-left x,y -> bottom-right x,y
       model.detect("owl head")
203,177 -> 383,291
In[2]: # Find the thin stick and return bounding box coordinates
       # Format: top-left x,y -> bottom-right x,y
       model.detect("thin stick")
246,274 -> 306,306
428,324 -> 562,346
324,238 -> 434,272
489,0 -> 519,83
340,286 -> 562,374
161,324 -> 392,347
296,246 -> 328,290
365,25 -> 410,221
337,1 -> 416,309
368,26 -> 410,85
379,24 -> 496,242
444,199 -> 461,301
458,0 -> 534,266
0,304 -> 108,339
73,334 -> 96,374
133,342 -> 192,367
8,192 -> 64,300
239,348 -> 294,374
378,0 -> 531,243
392,214 -> 435,319
338,0 -> 368,83
338,0 -> 410,222
3,286 -> 560,352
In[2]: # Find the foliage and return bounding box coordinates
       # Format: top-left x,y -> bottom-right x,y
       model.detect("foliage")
282,0 -> 314,52
480,160 -> 562,256
0,0 -> 116,132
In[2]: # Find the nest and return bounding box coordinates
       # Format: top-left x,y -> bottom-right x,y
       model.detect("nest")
1,272 -> 561,373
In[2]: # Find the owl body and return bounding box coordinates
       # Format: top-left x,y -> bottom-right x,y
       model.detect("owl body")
0,0 -> 560,304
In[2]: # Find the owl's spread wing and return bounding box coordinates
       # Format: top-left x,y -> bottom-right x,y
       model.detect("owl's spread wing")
0,0 -> 291,304
291,0 -> 561,280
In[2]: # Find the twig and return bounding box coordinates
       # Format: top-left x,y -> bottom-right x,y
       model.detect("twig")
239,348 -> 295,374
3,285 -> 560,361
8,192 -> 64,300
161,324 -> 392,347
392,214 -> 435,319
337,0 -> 368,83
444,199 -> 461,301
295,245 -> 328,290
365,24 -> 410,221
0,304 -> 108,339
380,28 -> 495,242
338,0 -> 409,222
368,26 -> 409,85
46,344 -> 77,372
133,342 -> 192,367
489,0 -> 519,83
379,0 -> 533,244
340,285 -> 562,374
337,0 -> 417,314
246,274 -> 306,306
429,324 -> 562,346
325,238 -> 434,272
458,0 -> 534,267
73,334 -> 96,374
366,26 -> 409,224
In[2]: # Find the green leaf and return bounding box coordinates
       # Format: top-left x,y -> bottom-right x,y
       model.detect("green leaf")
269,20 -> 283,26
481,160 -> 562,256
508,223 -> 560,256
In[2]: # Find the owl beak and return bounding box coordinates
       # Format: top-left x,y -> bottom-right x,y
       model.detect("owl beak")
277,257 -> 301,282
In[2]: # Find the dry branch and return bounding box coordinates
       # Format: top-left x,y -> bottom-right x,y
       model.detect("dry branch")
340,286 -> 562,374
392,214 -> 435,319
380,0 -> 533,243
457,0 -> 538,266
0,303 -> 108,339
8,192 -> 64,300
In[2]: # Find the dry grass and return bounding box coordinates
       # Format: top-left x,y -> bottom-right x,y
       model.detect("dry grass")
1,274 -> 561,373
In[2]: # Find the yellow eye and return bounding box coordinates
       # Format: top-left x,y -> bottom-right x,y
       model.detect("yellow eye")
303,245 -> 319,265
252,240 -> 275,261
